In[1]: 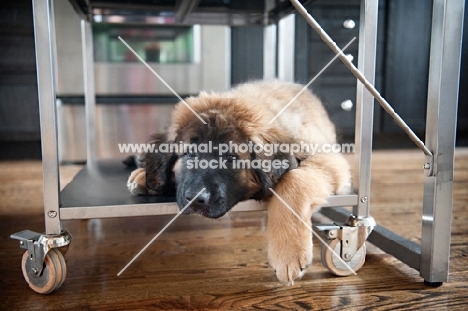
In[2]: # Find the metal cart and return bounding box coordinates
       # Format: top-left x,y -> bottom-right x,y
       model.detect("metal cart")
10,0 -> 464,294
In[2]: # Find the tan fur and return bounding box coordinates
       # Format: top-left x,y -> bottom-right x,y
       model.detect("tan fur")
127,168 -> 146,195
168,81 -> 337,148
169,80 -> 351,285
129,80 -> 351,285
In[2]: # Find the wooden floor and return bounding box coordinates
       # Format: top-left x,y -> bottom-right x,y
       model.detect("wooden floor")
1,149 -> 467,310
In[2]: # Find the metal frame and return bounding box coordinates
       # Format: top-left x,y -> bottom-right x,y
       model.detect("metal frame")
19,0 -> 464,287
32,0 -> 62,236
278,14 -> 295,82
81,18 -> 98,163
58,193 -> 358,220
354,0 -> 378,219
420,0 -> 464,284
312,0 -> 464,284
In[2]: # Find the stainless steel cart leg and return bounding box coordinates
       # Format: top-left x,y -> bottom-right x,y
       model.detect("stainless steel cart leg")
290,0 -> 379,276
420,0 -> 465,286
354,0 -> 378,219
10,0 -> 73,295
32,0 -> 62,236
317,0 -> 379,277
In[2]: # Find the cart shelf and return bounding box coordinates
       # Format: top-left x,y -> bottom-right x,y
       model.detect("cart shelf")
61,160 -> 177,207
60,160 -> 178,219
59,159 -> 267,220
59,159 -> 359,220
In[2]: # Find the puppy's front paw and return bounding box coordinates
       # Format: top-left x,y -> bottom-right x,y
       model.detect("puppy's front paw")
336,180 -> 353,195
268,230 -> 313,285
127,168 -> 147,195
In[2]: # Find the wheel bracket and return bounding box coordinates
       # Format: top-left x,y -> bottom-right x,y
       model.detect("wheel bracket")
315,215 -> 375,261
10,230 -> 72,277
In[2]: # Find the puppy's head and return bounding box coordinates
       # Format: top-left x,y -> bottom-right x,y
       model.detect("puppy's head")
144,133 -> 177,196
170,98 -> 297,218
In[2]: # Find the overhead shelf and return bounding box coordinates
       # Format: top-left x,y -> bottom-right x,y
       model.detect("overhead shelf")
68,0 -> 315,25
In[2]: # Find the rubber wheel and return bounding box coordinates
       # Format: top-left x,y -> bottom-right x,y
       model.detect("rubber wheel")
21,248 -> 67,294
321,238 -> 366,277
424,280 -> 443,287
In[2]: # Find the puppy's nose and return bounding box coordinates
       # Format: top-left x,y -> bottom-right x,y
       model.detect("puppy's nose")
185,189 -> 210,205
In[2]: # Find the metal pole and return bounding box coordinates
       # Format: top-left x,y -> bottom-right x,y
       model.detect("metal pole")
278,14 -> 295,82
32,0 -> 62,235
420,0 -> 465,285
263,24 -> 277,79
81,18 -> 98,163
263,0 -> 277,79
354,0 -> 378,218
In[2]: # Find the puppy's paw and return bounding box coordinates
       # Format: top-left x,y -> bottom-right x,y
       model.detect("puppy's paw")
127,168 -> 147,195
268,231 -> 313,285
336,180 -> 353,195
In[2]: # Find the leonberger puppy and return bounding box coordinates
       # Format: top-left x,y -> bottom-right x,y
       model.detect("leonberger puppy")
127,80 -> 351,285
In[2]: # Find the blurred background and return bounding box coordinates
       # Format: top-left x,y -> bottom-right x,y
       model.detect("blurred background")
0,0 -> 467,162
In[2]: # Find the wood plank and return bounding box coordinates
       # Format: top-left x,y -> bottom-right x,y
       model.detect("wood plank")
0,148 -> 467,310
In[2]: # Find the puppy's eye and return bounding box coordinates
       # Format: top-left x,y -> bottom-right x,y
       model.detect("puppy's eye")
187,152 -> 197,158
224,154 -> 236,162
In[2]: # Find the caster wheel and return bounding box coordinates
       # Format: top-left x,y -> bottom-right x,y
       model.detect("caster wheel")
424,280 -> 443,287
21,248 -> 67,294
321,238 -> 366,276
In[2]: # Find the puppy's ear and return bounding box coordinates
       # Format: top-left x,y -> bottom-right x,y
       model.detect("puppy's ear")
251,151 -> 298,200
145,133 -> 177,196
